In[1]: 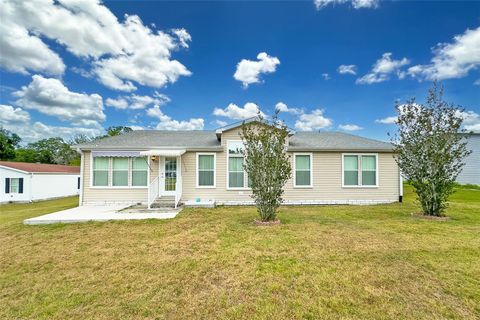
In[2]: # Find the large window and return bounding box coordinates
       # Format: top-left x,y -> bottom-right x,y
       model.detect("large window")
228,141 -> 247,188
294,154 -> 312,187
93,157 -> 109,186
132,157 -> 148,186
197,153 -> 215,187
343,154 -> 378,187
92,156 -> 149,187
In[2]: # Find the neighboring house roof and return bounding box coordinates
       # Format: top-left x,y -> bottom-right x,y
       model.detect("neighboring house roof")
74,128 -> 393,152
289,132 -> 393,151
0,161 -> 80,174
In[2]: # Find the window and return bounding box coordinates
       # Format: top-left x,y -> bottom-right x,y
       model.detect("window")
197,154 -> 215,187
5,178 -> 23,194
92,156 -> 150,188
228,141 -> 248,188
93,157 -> 109,186
112,158 -> 129,186
294,154 -> 312,187
343,154 -> 377,187
132,157 -> 148,186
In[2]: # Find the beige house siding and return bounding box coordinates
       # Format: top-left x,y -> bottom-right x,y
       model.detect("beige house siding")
180,151 -> 399,204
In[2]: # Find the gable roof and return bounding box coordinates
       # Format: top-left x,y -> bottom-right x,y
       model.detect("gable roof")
0,161 -> 80,174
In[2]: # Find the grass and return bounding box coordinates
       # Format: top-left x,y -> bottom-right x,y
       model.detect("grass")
0,186 -> 479,319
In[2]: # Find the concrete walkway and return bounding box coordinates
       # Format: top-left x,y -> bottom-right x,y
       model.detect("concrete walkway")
24,205 -> 180,225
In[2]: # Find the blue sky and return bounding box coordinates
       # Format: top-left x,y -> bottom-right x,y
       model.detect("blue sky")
0,0 -> 479,143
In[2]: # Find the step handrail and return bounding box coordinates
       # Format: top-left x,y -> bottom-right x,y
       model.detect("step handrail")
148,176 -> 159,209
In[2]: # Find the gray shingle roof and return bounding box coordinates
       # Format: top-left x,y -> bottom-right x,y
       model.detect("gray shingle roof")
74,130 -> 221,150
288,132 -> 393,151
74,130 -> 393,152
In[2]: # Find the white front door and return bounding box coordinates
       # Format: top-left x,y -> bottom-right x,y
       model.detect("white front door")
159,156 -> 178,196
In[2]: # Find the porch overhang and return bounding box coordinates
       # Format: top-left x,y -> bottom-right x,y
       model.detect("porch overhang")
140,149 -> 186,157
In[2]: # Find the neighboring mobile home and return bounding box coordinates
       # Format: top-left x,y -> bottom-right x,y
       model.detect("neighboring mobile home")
457,133 -> 480,185
0,162 -> 80,203
74,119 -> 402,208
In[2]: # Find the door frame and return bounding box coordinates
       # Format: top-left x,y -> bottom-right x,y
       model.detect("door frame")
159,156 -> 179,196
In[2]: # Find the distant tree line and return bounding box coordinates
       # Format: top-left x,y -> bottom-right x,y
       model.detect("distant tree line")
0,126 -> 133,165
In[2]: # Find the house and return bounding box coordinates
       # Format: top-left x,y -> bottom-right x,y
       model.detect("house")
74,120 -> 402,207
0,161 -> 80,203
74,119 -> 402,208
457,133 -> 480,185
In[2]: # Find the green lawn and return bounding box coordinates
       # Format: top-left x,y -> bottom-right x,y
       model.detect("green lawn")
1,186 -> 479,319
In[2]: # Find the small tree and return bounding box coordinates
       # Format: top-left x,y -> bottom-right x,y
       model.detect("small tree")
392,82 -> 471,216
241,112 -> 292,222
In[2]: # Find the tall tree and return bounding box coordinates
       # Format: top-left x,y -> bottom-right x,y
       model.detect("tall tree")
391,82 -> 471,216
0,128 -> 21,160
241,112 -> 292,223
27,137 -> 78,165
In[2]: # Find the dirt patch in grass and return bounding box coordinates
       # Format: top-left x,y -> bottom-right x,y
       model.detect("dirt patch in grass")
253,218 -> 281,226
411,212 -> 451,221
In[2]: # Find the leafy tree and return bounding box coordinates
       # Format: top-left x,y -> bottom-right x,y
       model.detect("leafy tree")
241,112 -> 292,222
106,126 -> 133,137
391,82 -> 471,216
0,128 -> 21,160
27,137 -> 78,165
14,148 -> 39,163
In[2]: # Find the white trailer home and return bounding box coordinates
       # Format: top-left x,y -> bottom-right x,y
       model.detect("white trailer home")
0,161 -> 80,203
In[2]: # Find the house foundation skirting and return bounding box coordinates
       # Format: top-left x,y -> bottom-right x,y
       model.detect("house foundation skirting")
216,199 -> 397,206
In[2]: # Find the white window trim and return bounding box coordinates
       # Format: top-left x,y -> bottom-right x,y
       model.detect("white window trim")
89,153 -> 148,189
293,153 -> 313,188
226,140 -> 251,190
196,152 -> 216,188
341,153 -> 379,188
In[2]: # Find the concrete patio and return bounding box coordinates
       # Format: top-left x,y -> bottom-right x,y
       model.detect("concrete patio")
23,204 -> 181,225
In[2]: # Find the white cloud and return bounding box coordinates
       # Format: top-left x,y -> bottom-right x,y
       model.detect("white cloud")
105,97 -> 129,109
215,120 -> 228,127
357,53 -> 410,84
375,116 -> 397,124
233,52 -> 280,88
295,109 -> 333,131
106,92 -> 170,110
0,0 -> 65,75
338,124 -> 363,131
13,75 -> 105,127
337,64 -> 357,75
0,104 -> 31,124
275,102 -> 301,115
475,79 -> 480,86
457,110 -> 480,132
0,104 -> 103,143
315,0 -> 379,10
1,0 -> 191,91
322,73 -> 331,80
146,105 -> 204,130
213,102 -> 265,120
408,26 -> 480,81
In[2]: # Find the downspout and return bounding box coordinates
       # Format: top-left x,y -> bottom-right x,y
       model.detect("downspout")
399,170 -> 403,203
29,172 -> 33,202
